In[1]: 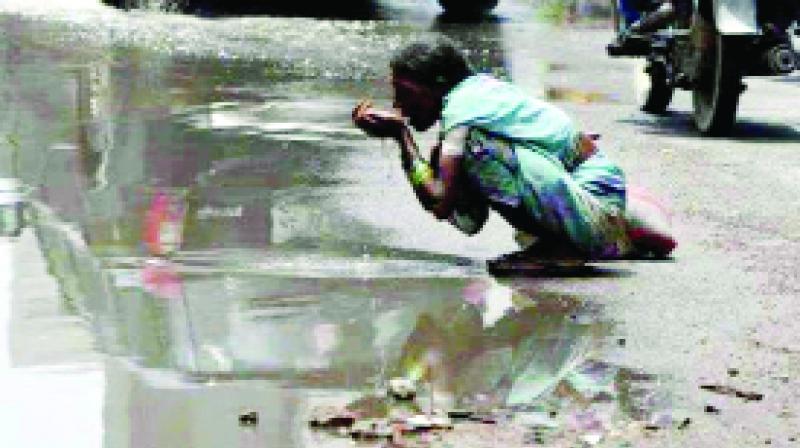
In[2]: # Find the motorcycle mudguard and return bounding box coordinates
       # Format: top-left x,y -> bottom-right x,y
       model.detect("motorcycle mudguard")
710,0 -> 759,35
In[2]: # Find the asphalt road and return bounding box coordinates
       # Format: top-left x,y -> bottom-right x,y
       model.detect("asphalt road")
547,25 -> 800,448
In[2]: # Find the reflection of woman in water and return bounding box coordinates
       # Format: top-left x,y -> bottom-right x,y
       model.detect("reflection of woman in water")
392,277 -> 593,408
352,37 -> 676,265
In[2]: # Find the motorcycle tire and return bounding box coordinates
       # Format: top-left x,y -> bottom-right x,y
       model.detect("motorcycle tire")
692,34 -> 744,136
638,59 -> 674,114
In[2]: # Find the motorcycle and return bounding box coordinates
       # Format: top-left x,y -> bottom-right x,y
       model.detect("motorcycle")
608,0 -> 800,136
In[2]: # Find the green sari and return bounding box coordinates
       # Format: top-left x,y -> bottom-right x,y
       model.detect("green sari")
440,75 -> 630,258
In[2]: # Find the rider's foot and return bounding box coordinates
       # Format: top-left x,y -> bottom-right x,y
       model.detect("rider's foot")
606,32 -> 650,57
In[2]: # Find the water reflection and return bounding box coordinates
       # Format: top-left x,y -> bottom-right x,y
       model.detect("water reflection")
431,13 -> 510,80
3,37 -> 387,257
33,201 -> 642,446
31,196 -> 624,398
75,61 -> 115,191
86,254 -> 666,446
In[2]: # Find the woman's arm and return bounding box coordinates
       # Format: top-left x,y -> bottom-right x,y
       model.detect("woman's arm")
395,126 -> 464,220
352,101 -> 464,220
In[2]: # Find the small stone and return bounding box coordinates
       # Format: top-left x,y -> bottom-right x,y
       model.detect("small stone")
400,414 -> 453,432
514,411 -> 559,429
349,418 -> 393,440
468,413 -> 498,424
524,430 -> 548,445
405,414 -> 434,432
677,417 -> 692,429
704,405 -> 720,414
580,432 -> 603,446
648,412 -> 673,429
447,409 -> 474,420
388,377 -> 417,401
700,384 -> 764,402
239,410 -> 258,427
728,368 -> 740,377
404,414 -> 452,431
429,415 -> 454,430
308,406 -> 357,429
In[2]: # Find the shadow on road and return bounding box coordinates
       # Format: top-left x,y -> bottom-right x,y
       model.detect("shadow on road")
490,265 -> 634,279
617,111 -> 696,137
733,120 -> 800,142
619,111 -> 800,142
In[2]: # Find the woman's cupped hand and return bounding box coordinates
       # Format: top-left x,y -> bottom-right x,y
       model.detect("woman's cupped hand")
352,100 -> 406,139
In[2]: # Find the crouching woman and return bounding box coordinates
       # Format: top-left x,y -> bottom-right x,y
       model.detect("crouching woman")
353,37 -> 676,264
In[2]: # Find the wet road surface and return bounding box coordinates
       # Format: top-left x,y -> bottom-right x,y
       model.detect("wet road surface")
2,0 -> 800,447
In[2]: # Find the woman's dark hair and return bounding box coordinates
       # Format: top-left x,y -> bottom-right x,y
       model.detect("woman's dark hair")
390,36 -> 474,91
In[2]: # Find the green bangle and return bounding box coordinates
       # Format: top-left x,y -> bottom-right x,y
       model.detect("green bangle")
408,159 -> 433,187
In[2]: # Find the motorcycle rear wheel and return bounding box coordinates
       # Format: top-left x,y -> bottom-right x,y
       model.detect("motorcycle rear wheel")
638,59 -> 674,114
692,34 -> 744,136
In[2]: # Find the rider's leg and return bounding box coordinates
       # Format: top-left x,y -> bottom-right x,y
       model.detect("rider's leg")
628,0 -> 676,34
608,0 -> 664,56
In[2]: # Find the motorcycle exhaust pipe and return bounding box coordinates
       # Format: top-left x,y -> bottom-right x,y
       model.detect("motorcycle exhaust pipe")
762,44 -> 796,75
